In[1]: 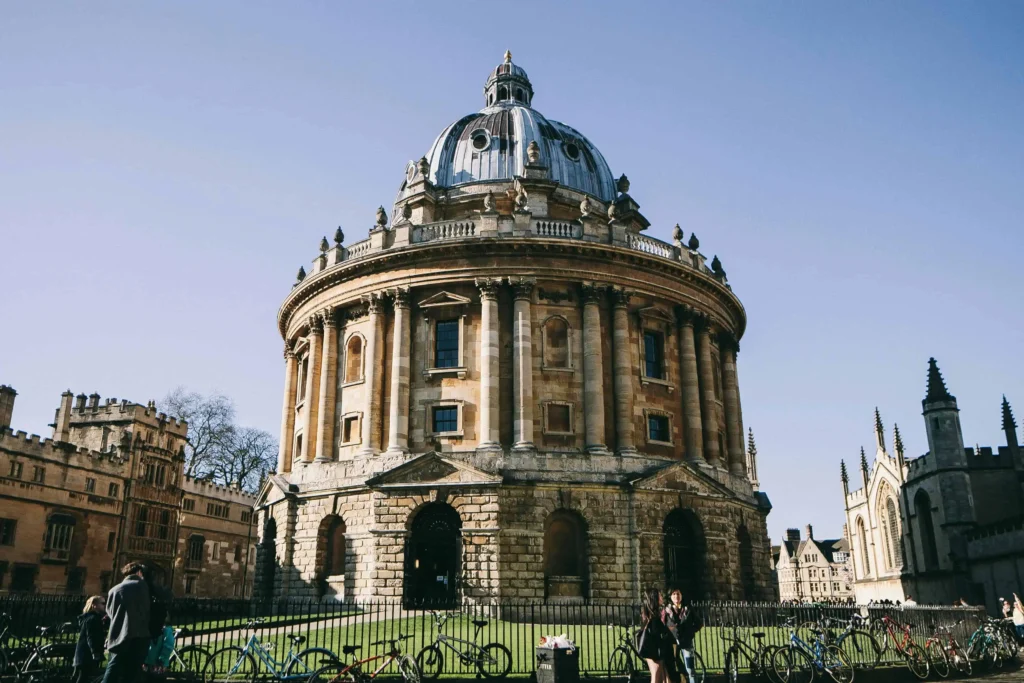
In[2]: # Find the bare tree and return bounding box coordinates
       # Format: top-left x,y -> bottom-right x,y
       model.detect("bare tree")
161,388 -> 235,479
210,426 -> 277,493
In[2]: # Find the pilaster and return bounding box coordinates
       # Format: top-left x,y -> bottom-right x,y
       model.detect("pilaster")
359,293 -> 384,456
477,279 -> 502,452
511,278 -> 536,451
314,310 -> 339,462
611,288 -> 636,454
386,289 -> 411,454
676,307 -> 704,464
581,283 -> 609,454
300,316 -> 324,463
278,344 -> 298,474
696,319 -> 722,467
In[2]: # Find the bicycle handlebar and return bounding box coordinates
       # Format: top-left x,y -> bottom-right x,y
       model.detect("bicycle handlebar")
370,634 -> 412,647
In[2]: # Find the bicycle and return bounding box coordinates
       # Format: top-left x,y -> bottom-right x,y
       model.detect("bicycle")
605,624 -> 706,683
965,616 -> 1015,671
771,617 -> 854,683
415,611 -> 512,679
6,621 -> 77,683
307,635 -> 420,683
876,614 -> 928,680
160,627 -> 210,680
721,623 -> 780,683
202,618 -> 338,682
923,620 -> 971,678
811,615 -> 881,671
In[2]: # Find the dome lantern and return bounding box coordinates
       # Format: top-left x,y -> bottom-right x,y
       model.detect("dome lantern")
483,50 -> 534,107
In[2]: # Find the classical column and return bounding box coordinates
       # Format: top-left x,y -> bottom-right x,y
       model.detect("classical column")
277,342 -> 298,473
696,319 -> 722,467
611,288 -> 636,454
720,333 -> 746,476
676,307 -> 704,463
476,279 -> 501,451
511,278 -> 535,450
300,315 -> 324,463
359,293 -> 383,455
314,309 -> 338,462
385,289 -> 411,454
581,283 -> 609,454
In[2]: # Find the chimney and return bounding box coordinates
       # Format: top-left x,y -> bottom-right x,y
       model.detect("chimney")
785,528 -> 800,543
805,524 -> 814,541
87,393 -> 100,409
75,393 -> 87,410
0,385 -> 17,430
53,391 -> 73,442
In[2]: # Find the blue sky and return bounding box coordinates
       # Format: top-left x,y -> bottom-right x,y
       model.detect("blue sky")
2,2 -> 1022,543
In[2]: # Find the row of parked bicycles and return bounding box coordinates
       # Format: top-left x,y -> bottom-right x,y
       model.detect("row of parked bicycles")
607,612 -> 1021,683
0,610 -> 511,682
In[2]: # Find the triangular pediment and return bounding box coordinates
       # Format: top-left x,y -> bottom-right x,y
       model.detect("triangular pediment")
630,460 -> 736,498
366,452 -> 502,489
255,474 -> 296,507
637,306 -> 675,325
417,291 -> 473,309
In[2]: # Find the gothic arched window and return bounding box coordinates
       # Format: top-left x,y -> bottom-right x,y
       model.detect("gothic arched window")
856,517 -> 870,576
344,335 -> 363,384
915,490 -> 939,571
885,497 -> 903,568
319,515 -> 347,577
877,482 -> 902,571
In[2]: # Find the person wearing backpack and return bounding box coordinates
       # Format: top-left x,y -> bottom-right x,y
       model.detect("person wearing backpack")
72,595 -> 107,683
637,588 -> 677,683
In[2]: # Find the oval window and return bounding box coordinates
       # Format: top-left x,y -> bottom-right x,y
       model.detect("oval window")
472,133 -> 490,151
563,142 -> 580,161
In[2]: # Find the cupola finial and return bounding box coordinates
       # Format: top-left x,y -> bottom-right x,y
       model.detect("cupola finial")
504,50 -> 512,64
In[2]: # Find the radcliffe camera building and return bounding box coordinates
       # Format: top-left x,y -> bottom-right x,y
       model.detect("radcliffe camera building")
0,386 -> 256,598
842,359 -> 1024,612
256,54 -> 774,605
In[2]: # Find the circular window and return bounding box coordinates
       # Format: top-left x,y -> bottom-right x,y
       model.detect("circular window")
472,131 -> 490,151
563,142 -> 581,161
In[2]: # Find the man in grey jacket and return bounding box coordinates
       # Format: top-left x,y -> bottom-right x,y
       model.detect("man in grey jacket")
102,562 -> 151,683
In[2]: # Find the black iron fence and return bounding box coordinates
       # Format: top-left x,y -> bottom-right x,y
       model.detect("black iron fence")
0,594 -> 988,679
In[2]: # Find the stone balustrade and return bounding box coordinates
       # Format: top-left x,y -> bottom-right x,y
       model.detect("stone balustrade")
412,220 -> 477,244
533,220 -> 579,239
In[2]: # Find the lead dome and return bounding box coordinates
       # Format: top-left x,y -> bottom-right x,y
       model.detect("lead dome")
403,52 -> 616,202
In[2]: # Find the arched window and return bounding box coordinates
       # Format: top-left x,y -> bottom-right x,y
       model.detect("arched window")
737,524 -> 756,600
319,515 -> 347,577
515,88 -> 524,102
856,517 -> 870,576
344,335 -> 363,384
915,490 -> 939,571
497,86 -> 508,101
664,508 -> 706,600
543,317 -> 569,368
877,483 -> 902,570
544,510 -> 588,599
885,497 -> 903,568
258,517 -> 277,599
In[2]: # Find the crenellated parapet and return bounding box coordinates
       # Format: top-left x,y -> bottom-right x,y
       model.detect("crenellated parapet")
183,475 -> 257,507
0,426 -> 129,472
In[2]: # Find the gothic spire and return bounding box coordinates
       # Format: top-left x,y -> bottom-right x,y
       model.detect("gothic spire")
925,357 -> 955,403
874,407 -> 886,453
840,459 -> 849,487
859,447 -> 870,487
893,423 -> 905,457
1002,395 -> 1017,432
746,428 -> 760,491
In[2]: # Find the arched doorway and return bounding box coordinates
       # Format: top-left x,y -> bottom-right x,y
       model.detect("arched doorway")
404,503 -> 461,608
543,510 -> 588,599
663,508 -> 706,600
316,515 -> 346,598
915,490 -> 939,571
259,516 -> 277,599
736,525 -> 756,600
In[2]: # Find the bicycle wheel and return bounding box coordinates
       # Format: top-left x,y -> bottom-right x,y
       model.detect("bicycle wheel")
307,662 -> 360,683
477,643 -> 512,679
761,645 -> 784,683
288,647 -> 340,678
416,644 -> 445,680
821,645 -> 853,683
689,650 -> 707,683
608,645 -> 634,681
724,647 -> 746,683
948,644 -> 972,677
202,646 -> 258,683
169,645 -> 209,678
924,640 -> 949,678
399,654 -> 421,683
772,646 -> 814,683
22,646 -> 69,683
837,630 -> 880,670
902,642 -> 929,680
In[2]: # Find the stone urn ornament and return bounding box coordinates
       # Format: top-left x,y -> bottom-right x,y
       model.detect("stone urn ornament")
579,196 -> 593,217
375,206 -> 388,230
616,173 -> 630,195
483,190 -> 495,212
402,203 -> 413,220
417,156 -> 430,179
672,224 -> 683,243
607,201 -> 618,221
527,140 -> 541,164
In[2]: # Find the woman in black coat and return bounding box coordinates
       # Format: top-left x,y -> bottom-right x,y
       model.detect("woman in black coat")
73,595 -> 107,683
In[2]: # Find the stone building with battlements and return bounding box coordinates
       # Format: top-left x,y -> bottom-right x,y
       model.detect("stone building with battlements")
255,54 -> 774,606
842,359 -> 1024,612
0,385 -> 256,598
772,524 -> 854,603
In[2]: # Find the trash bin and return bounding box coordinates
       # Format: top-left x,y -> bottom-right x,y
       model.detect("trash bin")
536,647 -> 579,683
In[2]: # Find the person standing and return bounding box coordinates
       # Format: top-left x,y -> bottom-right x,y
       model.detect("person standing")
102,562 -> 151,683
663,588 -> 699,683
1012,594 -> 1024,642
72,595 -> 106,683
637,588 -> 674,683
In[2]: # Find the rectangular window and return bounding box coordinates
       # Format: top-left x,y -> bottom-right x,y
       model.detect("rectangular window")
432,406 -> 458,434
44,519 -> 74,558
185,575 -> 196,595
434,319 -> 459,368
32,466 -> 45,483
100,571 -> 112,592
10,565 -> 37,592
107,532 -> 116,552
547,404 -> 572,434
108,482 -> 119,498
240,511 -> 252,523
134,506 -> 149,537
157,509 -> 171,540
0,519 -> 16,546
648,415 -> 670,443
234,545 -> 242,562
643,331 -> 664,379
85,478 -> 96,493
183,498 -> 195,512
9,461 -> 22,479
212,543 -> 220,561
342,415 -> 358,443
66,567 -> 86,593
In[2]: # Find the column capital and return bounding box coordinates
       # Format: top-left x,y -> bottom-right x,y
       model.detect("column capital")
508,277 -> 535,300
674,304 -> 701,327
391,287 -> 412,309
321,308 -> 339,329
716,330 -> 740,353
283,341 -> 296,360
363,292 -> 386,314
609,287 -> 633,308
475,278 -> 501,300
307,313 -> 324,335
579,282 -> 606,305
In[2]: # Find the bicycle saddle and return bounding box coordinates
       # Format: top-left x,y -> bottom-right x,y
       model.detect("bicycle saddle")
289,635 -> 307,646
472,619 -> 489,628
343,645 -> 362,655
752,632 -> 765,639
